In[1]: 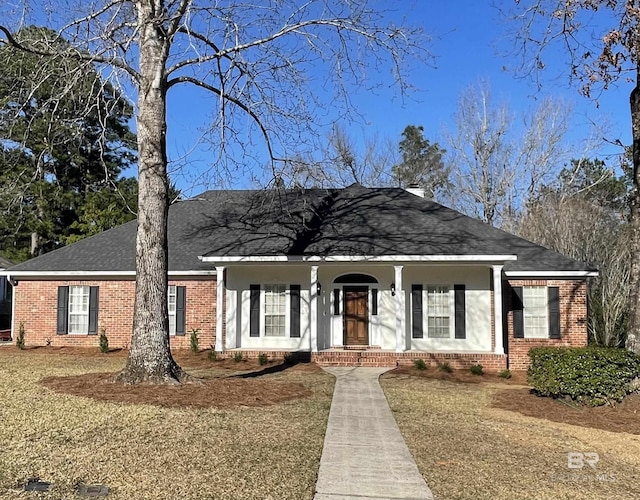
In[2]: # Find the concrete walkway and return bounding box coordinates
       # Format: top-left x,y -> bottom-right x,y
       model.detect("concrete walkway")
314,367 -> 434,500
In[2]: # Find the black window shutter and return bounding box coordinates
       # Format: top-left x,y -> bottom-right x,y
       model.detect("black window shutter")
372,288 -> 378,316
56,286 -> 69,335
548,286 -> 561,339
412,284 -> 423,339
454,284 -> 466,339
512,286 -> 524,338
333,289 -> 340,316
250,285 -> 260,337
88,286 -> 99,335
175,286 -> 187,336
290,285 -> 301,338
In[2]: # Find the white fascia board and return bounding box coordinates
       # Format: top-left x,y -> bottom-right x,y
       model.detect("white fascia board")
199,254 -> 518,263
504,270 -> 599,278
3,270 -> 217,278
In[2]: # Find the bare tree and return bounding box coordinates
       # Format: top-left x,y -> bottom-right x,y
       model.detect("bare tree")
279,124 -> 399,188
505,0 -> 640,347
520,194 -> 630,347
445,82 -> 573,228
0,2 -> 424,383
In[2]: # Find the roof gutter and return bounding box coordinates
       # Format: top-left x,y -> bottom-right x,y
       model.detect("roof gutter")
0,270 -> 217,279
199,254 -> 518,263
504,270 -> 599,278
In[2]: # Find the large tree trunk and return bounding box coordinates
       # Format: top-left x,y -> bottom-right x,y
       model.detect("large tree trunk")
628,66 -> 640,354
116,1 -> 188,384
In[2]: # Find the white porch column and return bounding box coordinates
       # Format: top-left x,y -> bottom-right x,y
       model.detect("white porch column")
215,266 -> 225,352
492,265 -> 504,355
394,265 -> 405,352
310,265 -> 319,352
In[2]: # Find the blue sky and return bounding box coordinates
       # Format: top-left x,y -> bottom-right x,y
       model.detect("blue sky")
161,1 -> 632,195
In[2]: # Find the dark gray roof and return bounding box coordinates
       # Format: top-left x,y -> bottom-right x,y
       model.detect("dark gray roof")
7,184 -> 595,274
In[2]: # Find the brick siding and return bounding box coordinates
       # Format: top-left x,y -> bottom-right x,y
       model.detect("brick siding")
12,276 -> 588,369
13,278 -> 217,349
504,279 -> 588,370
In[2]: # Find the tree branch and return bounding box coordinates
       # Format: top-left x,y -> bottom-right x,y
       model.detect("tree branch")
0,25 -> 141,83
166,75 -> 283,164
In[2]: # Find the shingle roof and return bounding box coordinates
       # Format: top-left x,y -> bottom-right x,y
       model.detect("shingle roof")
6,184 -> 595,274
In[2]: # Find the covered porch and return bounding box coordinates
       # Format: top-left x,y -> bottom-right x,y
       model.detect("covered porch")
206,256 -> 515,360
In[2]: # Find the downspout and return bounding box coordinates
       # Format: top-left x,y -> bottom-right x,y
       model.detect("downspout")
8,275 -> 15,342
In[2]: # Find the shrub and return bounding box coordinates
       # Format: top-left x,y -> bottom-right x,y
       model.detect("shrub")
207,348 -> 217,361
258,353 -> 269,366
189,328 -> 200,353
16,322 -> 25,350
283,352 -> 298,366
498,369 -> 512,379
233,352 -> 244,363
470,363 -> 484,376
438,362 -> 452,373
413,359 -> 427,371
528,347 -> 640,406
99,328 -> 109,353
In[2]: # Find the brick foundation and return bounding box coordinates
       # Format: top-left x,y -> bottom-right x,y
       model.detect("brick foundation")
504,279 -> 588,370
312,349 -> 507,370
12,278 -> 217,350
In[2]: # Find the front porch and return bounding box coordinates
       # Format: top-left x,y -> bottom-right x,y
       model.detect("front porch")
219,347 -> 508,370
217,261 -> 508,356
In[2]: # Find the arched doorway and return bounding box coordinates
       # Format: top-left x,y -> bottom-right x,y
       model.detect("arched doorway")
333,274 -> 379,346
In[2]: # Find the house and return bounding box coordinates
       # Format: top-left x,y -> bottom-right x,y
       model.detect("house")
0,255 -> 13,339
1,184 -> 596,369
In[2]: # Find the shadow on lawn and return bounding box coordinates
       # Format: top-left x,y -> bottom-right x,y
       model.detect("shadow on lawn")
231,352 -> 313,379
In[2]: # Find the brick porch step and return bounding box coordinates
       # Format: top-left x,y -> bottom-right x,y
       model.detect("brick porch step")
312,350 -> 398,367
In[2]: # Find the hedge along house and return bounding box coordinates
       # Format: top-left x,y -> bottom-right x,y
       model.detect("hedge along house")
2,184 -> 596,369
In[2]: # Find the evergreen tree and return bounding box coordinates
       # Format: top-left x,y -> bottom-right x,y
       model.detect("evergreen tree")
391,125 -> 448,198
0,26 -> 136,258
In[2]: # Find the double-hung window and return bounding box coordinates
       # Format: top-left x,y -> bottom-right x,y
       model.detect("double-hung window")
513,285 -> 561,339
56,285 -> 99,335
68,286 -> 90,334
249,284 -> 301,338
264,284 -> 286,337
427,286 -> 451,338
168,285 -> 177,335
412,284 -> 466,340
523,286 -> 548,338
168,285 -> 186,335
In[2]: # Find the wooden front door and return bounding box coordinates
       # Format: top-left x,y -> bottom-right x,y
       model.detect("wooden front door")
344,286 -> 369,345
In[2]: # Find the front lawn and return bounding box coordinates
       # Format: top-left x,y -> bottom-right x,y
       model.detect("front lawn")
381,369 -> 640,500
0,348 -> 334,500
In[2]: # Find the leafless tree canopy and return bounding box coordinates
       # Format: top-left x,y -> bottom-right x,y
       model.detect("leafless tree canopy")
506,0 -> 640,347
445,82 -> 576,228
0,1 -> 426,382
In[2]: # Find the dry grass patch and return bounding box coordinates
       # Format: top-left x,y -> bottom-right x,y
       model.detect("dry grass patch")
381,372 -> 640,500
0,349 -> 333,500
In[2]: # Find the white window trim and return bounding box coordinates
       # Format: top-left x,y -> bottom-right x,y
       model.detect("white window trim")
68,285 -> 90,335
421,284 -> 455,340
523,286 -> 549,339
168,285 -> 177,336
260,284 -> 290,338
